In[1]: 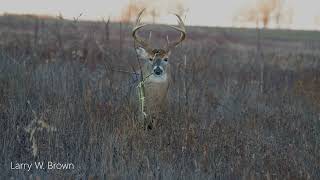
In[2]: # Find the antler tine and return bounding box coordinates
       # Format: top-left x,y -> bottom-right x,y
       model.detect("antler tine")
165,13 -> 186,51
132,9 -> 153,52
166,35 -> 170,46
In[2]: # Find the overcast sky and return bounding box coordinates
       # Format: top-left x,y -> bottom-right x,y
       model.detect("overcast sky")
0,0 -> 319,30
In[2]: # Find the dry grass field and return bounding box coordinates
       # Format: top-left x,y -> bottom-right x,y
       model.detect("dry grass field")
0,14 -> 320,179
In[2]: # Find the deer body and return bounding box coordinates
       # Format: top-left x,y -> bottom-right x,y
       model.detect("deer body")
132,9 -> 186,129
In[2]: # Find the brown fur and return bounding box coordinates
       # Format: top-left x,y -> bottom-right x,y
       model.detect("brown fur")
139,60 -> 170,128
143,76 -> 169,114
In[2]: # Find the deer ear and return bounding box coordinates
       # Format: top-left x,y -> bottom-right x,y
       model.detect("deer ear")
136,47 -> 149,59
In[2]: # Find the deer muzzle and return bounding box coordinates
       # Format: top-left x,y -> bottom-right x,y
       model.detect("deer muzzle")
153,66 -> 163,76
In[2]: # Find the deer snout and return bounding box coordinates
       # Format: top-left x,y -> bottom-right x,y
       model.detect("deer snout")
153,66 -> 163,76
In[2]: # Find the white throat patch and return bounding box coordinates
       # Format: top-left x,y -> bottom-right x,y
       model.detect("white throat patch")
148,73 -> 167,83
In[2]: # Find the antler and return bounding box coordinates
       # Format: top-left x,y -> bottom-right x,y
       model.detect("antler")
165,14 -> 186,52
132,9 -> 153,53
133,10 -> 186,53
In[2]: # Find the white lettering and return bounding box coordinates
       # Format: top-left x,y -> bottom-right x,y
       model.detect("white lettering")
10,162 -> 32,171
47,162 -> 75,170
34,162 -> 44,169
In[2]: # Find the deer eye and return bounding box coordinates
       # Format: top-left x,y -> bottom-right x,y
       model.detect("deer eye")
164,58 -> 168,62
149,58 -> 153,61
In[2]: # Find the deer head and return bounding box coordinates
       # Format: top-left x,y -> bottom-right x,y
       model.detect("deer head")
132,9 -> 186,82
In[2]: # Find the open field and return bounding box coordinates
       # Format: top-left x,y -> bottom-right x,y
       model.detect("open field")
0,14 -> 320,179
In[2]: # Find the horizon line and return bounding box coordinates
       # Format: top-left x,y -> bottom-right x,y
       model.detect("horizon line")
1,12 -> 319,33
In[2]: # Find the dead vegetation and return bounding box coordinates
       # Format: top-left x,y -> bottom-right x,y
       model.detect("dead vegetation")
0,14 -> 320,179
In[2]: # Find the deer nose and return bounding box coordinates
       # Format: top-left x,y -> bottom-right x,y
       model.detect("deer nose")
154,67 -> 163,75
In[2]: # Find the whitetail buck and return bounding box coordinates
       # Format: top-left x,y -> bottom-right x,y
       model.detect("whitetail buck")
132,9 -> 186,129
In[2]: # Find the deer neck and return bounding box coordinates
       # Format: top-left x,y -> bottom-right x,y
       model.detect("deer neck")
141,72 -> 169,112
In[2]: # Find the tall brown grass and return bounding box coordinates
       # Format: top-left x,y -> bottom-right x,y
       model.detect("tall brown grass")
0,14 -> 319,179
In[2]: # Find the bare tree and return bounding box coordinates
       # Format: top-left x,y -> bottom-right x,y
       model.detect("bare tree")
234,0 -> 289,28
149,8 -> 159,24
103,17 -> 110,43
